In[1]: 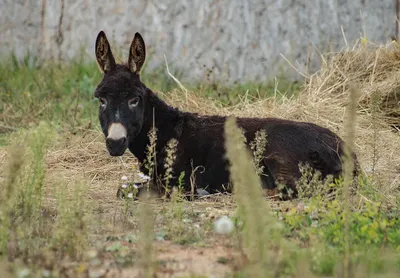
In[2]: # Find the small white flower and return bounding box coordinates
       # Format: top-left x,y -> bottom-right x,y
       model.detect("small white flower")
121,184 -> 128,189
138,172 -> 151,180
214,216 -> 234,235
121,175 -> 128,181
127,192 -> 134,199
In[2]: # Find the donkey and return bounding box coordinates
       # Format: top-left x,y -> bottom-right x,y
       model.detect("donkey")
94,31 -> 358,199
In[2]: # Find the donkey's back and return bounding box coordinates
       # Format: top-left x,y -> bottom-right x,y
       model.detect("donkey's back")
171,114 -> 357,198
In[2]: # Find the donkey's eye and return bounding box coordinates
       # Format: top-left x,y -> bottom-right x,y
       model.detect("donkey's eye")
128,97 -> 139,108
99,98 -> 107,109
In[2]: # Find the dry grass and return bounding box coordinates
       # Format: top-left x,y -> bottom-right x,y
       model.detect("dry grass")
306,40 -> 400,127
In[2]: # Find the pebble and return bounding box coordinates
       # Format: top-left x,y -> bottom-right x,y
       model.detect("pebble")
214,216 -> 234,234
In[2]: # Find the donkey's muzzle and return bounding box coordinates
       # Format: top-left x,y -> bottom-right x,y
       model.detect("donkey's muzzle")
106,137 -> 127,156
106,123 -> 128,156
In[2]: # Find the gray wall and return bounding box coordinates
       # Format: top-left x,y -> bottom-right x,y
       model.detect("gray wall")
0,0 -> 396,83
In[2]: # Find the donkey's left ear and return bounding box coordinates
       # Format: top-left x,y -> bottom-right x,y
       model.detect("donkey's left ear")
95,31 -> 116,73
128,32 -> 146,74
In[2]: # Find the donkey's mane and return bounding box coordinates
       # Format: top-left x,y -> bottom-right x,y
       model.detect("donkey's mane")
151,88 -> 232,131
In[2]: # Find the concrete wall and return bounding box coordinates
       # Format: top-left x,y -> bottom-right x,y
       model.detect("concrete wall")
0,0 -> 397,83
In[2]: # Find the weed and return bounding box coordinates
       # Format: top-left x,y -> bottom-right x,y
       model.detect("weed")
296,162 -> 337,199
163,138 -> 178,196
249,129 -> 268,176
143,126 -> 158,190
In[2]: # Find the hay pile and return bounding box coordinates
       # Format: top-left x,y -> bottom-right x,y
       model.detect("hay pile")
304,40 -> 400,127
43,131 -> 139,212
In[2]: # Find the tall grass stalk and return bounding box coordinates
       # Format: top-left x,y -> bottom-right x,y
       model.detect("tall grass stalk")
224,116 -> 283,276
370,90 -> 380,179
138,192 -> 156,278
144,126 -> 157,190
342,84 -> 360,278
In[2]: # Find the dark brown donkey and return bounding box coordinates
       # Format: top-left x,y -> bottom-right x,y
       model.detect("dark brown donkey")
93,31 -> 358,199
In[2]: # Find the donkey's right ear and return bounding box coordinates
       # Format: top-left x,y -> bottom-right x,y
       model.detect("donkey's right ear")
95,31 -> 116,73
128,32 -> 146,74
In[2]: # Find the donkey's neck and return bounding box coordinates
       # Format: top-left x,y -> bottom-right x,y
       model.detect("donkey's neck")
128,89 -> 184,165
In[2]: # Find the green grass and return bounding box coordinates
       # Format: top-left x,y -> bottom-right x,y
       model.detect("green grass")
0,54 -> 299,131
0,54 -> 100,131
0,56 -> 399,277
193,78 -> 301,106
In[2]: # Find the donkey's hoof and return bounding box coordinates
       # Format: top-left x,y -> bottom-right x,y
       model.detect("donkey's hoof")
196,188 -> 210,197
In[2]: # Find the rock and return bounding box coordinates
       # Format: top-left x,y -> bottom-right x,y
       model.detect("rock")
214,216 -> 234,234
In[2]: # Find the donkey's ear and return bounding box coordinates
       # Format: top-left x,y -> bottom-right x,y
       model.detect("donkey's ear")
95,31 -> 116,73
128,32 -> 146,74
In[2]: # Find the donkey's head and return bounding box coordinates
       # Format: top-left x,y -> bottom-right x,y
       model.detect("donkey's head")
94,31 -> 147,156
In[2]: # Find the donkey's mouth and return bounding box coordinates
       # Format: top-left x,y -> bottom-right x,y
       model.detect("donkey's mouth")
108,148 -> 127,156
106,137 -> 128,156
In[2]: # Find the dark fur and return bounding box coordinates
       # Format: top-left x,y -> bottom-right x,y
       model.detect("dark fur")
94,31 -> 359,199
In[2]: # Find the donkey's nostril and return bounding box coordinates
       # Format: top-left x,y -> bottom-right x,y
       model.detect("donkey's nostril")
106,136 -> 128,156
106,136 -> 127,145
121,136 -> 127,146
